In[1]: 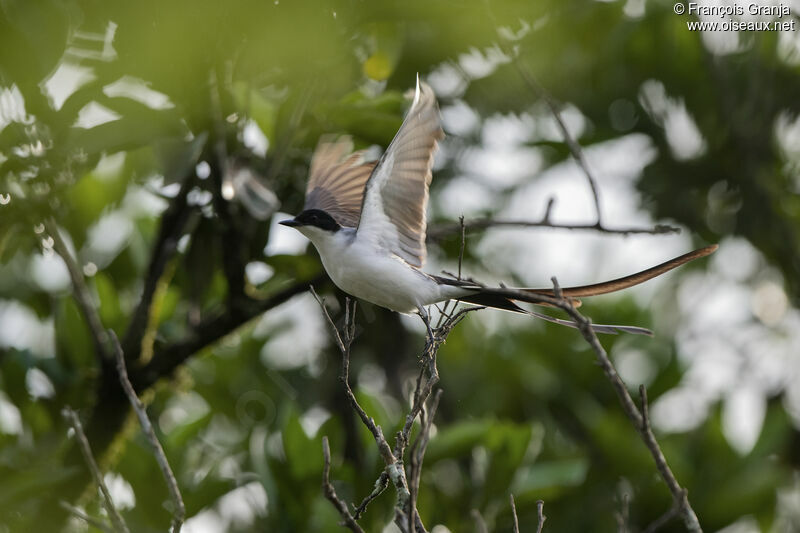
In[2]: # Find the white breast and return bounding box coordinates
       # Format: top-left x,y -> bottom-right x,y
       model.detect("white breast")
302,227 -> 446,313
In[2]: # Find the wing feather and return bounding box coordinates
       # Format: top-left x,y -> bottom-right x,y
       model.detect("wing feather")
357,77 -> 443,267
303,136 -> 376,228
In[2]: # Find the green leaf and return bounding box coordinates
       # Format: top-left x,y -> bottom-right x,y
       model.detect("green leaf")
54,297 -> 94,369
511,457 -> 590,495
94,271 -> 123,331
283,410 -> 322,480
425,419 -> 496,462
362,22 -> 402,81
322,90 -> 405,146
231,83 -> 279,144
153,132 -> 208,185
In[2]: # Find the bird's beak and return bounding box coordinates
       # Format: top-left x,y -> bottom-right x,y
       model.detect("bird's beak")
279,218 -> 301,227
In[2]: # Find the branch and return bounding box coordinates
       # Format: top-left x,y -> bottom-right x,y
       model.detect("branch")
46,220 -> 110,362
548,277 -> 703,533
509,494 -> 520,533
59,501 -> 113,533
513,63 -> 604,226
62,407 -> 130,533
135,274 -> 326,388
322,436 -> 365,533
111,331 -> 185,533
311,291 -> 396,465
536,499 -> 546,533
483,2 -> 602,226
427,217 -> 680,240
641,486 -> 688,533
314,290 -> 438,533
407,389 -> 442,531
353,472 -> 389,520
121,174 -> 194,361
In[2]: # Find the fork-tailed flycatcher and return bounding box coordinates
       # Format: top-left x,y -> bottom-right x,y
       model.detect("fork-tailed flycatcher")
280,76 -> 717,336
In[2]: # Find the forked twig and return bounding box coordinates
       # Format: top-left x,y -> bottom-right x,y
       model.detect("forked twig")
59,501 -> 114,533
427,218 -> 680,240
548,278 -> 702,532
313,286 -> 473,532
536,499 -> 546,533
322,436 -> 364,533
62,407 -> 130,533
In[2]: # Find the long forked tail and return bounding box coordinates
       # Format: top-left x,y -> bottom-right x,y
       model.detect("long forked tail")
441,245 -> 718,336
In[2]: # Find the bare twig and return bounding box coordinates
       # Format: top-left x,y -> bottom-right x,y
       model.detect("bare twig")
62,407 -> 130,533
641,488 -> 688,533
59,501 -> 114,533
408,388 -> 442,530
322,436 -> 365,533
395,356 -> 440,462
427,218 -> 680,240
514,65 -> 604,226
482,0 -> 602,226
457,215 -> 466,280
313,289 -> 457,533
547,279 -> 702,532
111,331 -> 185,533
310,290 -> 396,465
353,472 -> 389,520
536,499 -> 546,533
509,494 -> 520,533
46,220 -> 109,361
311,290 -> 416,529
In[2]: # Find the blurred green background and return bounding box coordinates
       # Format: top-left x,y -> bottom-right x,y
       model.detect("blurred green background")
1,0 -> 799,531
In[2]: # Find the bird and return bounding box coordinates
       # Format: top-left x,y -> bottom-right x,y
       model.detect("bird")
280,76 -> 717,337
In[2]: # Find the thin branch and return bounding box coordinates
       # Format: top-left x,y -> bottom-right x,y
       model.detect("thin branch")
394,356 -> 440,462
59,501 -> 114,533
111,331 -> 185,533
513,64 -> 604,226
310,286 -> 347,353
641,488 -> 688,533
62,407 -> 130,533
353,472 -> 389,520
46,220 -> 110,361
483,0 -> 602,225
322,436 -> 365,533
136,273 -> 326,388
314,290 -> 442,533
457,215 -> 466,280
121,174 -> 194,361
408,389 -> 442,531
548,278 -> 702,533
509,494 -> 520,533
536,499 -> 546,533
311,290 -> 396,465
427,218 -> 680,240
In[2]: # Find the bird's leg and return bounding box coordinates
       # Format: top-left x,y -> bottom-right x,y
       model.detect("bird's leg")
417,305 -> 435,350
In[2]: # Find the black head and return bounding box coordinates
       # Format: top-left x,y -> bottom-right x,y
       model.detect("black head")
279,209 -> 341,232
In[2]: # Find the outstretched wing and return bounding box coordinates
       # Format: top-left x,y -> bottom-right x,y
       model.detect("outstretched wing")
303,136 -> 376,228
356,76 -> 444,268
